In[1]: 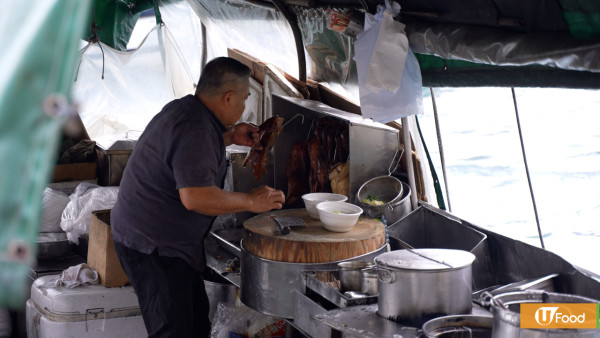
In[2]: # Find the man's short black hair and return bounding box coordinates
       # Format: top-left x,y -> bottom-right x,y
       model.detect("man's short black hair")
196,57 -> 251,97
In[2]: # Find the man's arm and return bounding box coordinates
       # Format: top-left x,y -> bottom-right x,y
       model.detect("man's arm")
179,185 -> 284,216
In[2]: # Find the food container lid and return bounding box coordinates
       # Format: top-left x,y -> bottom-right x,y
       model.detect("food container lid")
374,248 -> 475,271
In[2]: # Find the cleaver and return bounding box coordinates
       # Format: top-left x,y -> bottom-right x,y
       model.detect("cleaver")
270,216 -> 306,235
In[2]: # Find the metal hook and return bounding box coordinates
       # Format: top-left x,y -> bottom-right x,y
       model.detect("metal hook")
282,113 -> 305,129
305,118 -> 318,141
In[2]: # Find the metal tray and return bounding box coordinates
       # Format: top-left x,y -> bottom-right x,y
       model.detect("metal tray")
302,270 -> 377,309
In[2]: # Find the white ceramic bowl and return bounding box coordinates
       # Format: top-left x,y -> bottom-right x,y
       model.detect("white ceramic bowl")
316,201 -> 363,232
302,193 -> 348,219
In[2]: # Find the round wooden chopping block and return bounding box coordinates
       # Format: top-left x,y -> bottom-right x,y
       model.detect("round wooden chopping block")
243,208 -> 386,263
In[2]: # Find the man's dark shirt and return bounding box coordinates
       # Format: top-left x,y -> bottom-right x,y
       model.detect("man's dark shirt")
111,94 -> 227,271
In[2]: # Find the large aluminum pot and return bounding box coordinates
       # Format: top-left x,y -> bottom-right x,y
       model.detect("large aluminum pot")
358,181 -> 411,225
422,314 -> 493,338
490,290 -> 600,337
240,240 -> 387,318
375,248 -> 475,327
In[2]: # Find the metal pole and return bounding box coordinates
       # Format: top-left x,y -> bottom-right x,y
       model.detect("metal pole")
402,116 -> 418,210
200,22 -> 207,71
430,88 -> 452,212
271,0 -> 306,82
511,88 -> 545,249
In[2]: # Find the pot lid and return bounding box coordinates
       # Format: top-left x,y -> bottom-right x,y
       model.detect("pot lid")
375,249 -> 475,271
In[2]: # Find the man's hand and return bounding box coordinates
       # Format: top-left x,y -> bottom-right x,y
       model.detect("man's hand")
179,185 -> 284,216
231,123 -> 261,148
248,185 -> 285,213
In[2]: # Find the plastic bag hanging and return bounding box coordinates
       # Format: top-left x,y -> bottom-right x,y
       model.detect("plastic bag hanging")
354,6 -> 424,123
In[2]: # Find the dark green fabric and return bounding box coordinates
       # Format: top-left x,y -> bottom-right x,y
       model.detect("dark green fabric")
560,0 -> 600,37
85,0 -> 156,51
415,54 -> 600,88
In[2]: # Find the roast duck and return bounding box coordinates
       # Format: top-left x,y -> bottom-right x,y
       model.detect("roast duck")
243,115 -> 350,208
243,116 -> 285,180
286,117 -> 350,208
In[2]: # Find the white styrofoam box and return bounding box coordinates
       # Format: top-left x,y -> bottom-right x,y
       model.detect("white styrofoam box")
239,77 -> 262,126
26,275 -> 146,338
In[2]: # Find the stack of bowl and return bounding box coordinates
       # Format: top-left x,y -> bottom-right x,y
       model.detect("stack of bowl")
302,193 -> 363,232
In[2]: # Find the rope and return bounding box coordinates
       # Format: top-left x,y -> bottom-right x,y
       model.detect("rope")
511,88 -> 545,249
430,88 -> 452,212
87,5 -> 105,79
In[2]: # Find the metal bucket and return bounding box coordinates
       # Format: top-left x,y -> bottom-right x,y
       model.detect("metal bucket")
240,241 -> 387,318
203,270 -> 238,323
358,181 -> 411,225
422,314 -> 493,338
490,290 -> 600,337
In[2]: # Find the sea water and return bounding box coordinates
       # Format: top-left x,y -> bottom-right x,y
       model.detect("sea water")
418,87 -> 600,275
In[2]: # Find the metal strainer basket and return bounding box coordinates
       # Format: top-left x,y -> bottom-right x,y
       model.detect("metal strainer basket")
356,175 -> 404,206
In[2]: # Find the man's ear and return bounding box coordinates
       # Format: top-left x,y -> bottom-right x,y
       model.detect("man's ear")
223,90 -> 235,106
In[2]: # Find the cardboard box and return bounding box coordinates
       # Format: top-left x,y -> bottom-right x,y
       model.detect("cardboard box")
87,209 -> 130,287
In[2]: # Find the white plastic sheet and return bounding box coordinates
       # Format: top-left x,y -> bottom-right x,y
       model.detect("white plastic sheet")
364,10 -> 407,94
41,188 -> 70,233
73,24 -> 195,148
186,0 -> 299,78
60,183 -> 119,244
355,8 -> 424,123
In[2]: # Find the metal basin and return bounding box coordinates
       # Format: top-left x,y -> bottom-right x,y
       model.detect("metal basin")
490,290 -> 600,337
422,314 -> 493,337
240,240 -> 387,318
36,232 -> 71,260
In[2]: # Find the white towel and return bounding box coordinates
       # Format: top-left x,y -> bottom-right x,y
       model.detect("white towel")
42,263 -> 99,288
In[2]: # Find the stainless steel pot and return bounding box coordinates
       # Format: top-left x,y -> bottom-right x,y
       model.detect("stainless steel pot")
338,261 -> 374,292
358,181 -> 411,225
422,314 -> 493,338
360,267 -> 378,296
490,290 -> 600,338
240,240 -> 387,318
375,248 -> 475,327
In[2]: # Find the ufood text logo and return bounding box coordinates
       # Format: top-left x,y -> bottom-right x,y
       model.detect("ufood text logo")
521,303 -> 599,329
